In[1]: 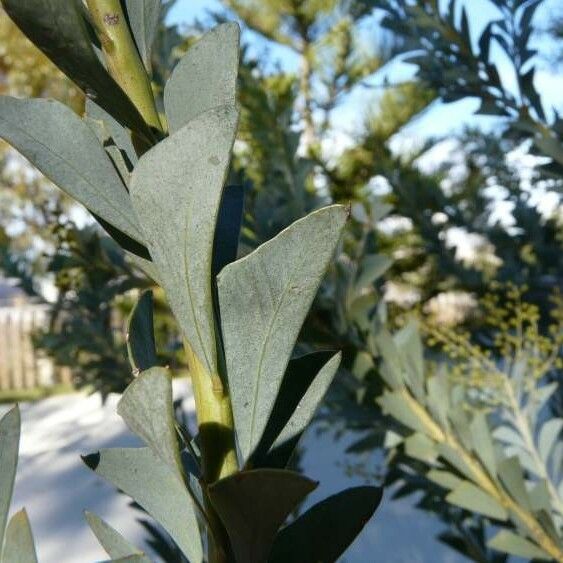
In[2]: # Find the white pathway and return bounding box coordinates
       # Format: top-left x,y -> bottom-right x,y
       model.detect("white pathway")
2,381 -> 462,562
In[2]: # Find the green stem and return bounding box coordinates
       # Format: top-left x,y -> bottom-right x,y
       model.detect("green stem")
86,0 -> 163,134
186,342 -> 238,562
186,341 -> 238,483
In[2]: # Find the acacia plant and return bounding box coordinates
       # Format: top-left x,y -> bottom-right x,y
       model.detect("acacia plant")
0,1 -> 382,561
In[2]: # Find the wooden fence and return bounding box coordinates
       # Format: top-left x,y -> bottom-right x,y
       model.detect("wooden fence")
0,303 -> 70,391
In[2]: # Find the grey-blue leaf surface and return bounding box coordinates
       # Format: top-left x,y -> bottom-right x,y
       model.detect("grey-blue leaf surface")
124,0 -> 162,71
83,448 -> 202,563
0,406 -> 20,551
2,509 -> 37,563
85,99 -> 138,167
85,512 -> 143,559
117,367 -> 182,477
0,97 -> 143,243
218,205 -> 348,462
164,23 -> 240,134
131,104 -> 239,375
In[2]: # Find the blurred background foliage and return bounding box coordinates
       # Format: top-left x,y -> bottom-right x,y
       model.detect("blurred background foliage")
0,0 -> 561,560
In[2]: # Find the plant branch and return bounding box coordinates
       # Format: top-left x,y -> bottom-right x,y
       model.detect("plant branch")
86,0 -> 163,134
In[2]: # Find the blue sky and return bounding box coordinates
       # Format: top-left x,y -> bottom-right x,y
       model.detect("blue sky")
166,0 -> 562,145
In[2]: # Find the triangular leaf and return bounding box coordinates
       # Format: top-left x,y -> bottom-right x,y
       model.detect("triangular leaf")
208,469 -> 317,563
538,418 -> 563,464
0,406 -> 20,551
218,205 -> 348,462
131,104 -> 239,375
251,351 -> 341,467
269,486 -> 382,563
446,481 -> 508,520
117,367 -> 181,477
164,23 -> 240,134
497,456 -> 530,510
393,321 -> 424,399
0,97 -> 144,244
83,448 -> 202,563
126,290 -> 158,372
488,530 -> 551,560
85,512 -> 142,559
355,254 -> 392,290
1,0 -> 152,139
2,509 -> 37,563
470,412 -> 497,477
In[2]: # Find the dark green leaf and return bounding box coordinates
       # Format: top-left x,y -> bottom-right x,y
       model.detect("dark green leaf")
269,486 -> 382,563
251,351 -> 341,467
212,184 -> 244,279
126,290 -> 158,372
208,469 -> 317,563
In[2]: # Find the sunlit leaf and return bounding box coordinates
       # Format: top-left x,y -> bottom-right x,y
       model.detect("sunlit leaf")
164,23 -> 240,134
131,104 -> 239,375
218,205 -> 348,462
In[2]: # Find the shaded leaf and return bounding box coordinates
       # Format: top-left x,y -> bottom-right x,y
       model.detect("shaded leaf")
131,104 -> 239,375
0,97 -> 144,244
208,469 -> 317,563
218,205 -> 348,462
85,99 -> 138,167
269,486 -> 382,563
212,184 -> 244,279
2,509 -> 37,563
126,290 -> 158,372
164,23 -> 240,134
251,351 -> 341,467
85,512 -> 142,559
83,448 -> 201,563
